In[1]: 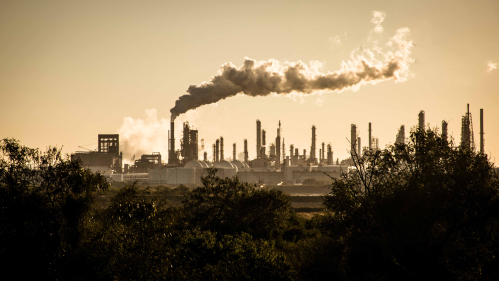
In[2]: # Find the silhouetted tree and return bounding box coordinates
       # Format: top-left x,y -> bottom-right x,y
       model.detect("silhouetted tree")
0,138 -> 109,280
322,128 -> 499,280
182,168 -> 293,239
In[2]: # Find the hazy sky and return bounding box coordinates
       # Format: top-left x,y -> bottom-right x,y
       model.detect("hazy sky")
1,0 -> 498,164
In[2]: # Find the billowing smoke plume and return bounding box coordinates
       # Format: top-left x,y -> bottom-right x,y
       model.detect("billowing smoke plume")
171,13 -> 414,120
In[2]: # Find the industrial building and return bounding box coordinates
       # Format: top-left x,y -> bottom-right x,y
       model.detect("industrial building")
72,103 -> 487,187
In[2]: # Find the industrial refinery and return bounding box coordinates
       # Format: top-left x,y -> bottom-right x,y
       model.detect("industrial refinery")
72,104 -> 488,186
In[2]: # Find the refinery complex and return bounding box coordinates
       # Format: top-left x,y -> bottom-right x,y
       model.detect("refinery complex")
72,104 -> 487,185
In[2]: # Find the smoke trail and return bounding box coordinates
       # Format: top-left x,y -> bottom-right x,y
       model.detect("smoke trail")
170,14 -> 414,120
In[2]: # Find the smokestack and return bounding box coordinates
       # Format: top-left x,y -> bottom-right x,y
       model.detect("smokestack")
418,110 -> 425,131
442,121 -> 448,140
311,126 -> 316,161
220,137 -> 224,160
295,148 -> 299,162
204,151 -> 207,161
276,121 -> 281,167
351,124 -> 357,155
322,142 -> 325,164
212,144 -> 216,162
256,120 -> 261,159
303,149 -> 307,160
216,139 -> 220,162
262,129 -> 266,146
357,137 -> 361,156
480,108 -> 484,153
327,144 -> 333,165
244,139 -> 248,163
169,120 -> 176,164
290,144 -> 294,158
368,122 -> 372,150
233,143 -> 236,161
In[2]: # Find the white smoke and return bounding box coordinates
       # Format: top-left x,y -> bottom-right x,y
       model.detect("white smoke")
170,12 -> 414,119
371,11 -> 386,33
487,61 -> 497,72
118,109 -> 198,162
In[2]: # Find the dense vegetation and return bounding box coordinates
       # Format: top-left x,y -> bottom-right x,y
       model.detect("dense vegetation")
1,128 -> 498,280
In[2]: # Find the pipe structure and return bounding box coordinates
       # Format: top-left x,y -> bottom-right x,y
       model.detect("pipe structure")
418,111 -> 425,131
480,108 -> 484,153
233,143 -> 236,161
311,125 -> 316,161
276,121 -> 281,167
256,120 -> 261,159
216,139 -> 220,162
321,142 -> 325,163
368,122 -> 372,150
244,139 -> 248,163
212,144 -> 216,162
351,124 -> 357,156
442,121 -> 448,140
220,137 -> 224,160
169,121 -> 176,164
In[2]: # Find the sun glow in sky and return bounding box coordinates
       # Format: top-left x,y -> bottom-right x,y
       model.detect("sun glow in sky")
1,0 -> 498,163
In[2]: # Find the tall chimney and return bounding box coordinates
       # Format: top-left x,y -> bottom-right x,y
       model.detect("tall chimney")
368,122 -> 372,150
216,139 -> 220,162
442,121 -> 448,140
244,139 -> 248,163
327,144 -> 333,165
220,137 -> 224,160
262,129 -> 266,146
418,111 -> 425,131
351,124 -> 357,155
212,144 -> 216,162
276,121 -> 281,167
169,120 -> 176,164
311,125 -> 316,160
480,108 -> 484,153
303,149 -> 307,160
321,142 -> 325,163
204,151 -> 207,161
256,120 -> 261,159
233,143 -> 236,161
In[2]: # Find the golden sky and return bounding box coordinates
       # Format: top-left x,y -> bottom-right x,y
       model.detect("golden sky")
1,0 -> 498,163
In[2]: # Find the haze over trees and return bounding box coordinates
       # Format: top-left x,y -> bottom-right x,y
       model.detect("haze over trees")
1,127 -> 498,280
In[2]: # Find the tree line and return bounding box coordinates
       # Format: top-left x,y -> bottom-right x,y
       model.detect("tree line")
1,127 -> 498,280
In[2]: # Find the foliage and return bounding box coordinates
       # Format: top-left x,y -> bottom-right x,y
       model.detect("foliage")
0,138 -> 109,280
182,168 -> 293,239
322,128 -> 499,280
3,131 -> 499,280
